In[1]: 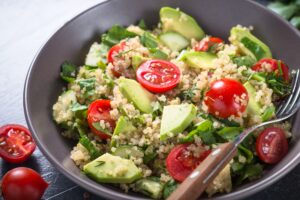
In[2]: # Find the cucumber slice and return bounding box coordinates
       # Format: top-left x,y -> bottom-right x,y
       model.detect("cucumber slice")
159,32 -> 189,51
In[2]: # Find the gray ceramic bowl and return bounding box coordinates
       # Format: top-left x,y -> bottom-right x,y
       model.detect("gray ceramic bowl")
24,0 -> 300,199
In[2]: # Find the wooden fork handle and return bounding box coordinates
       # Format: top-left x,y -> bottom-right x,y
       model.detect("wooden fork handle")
167,142 -> 236,200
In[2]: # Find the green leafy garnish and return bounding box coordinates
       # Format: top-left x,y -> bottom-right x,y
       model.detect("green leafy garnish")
238,145 -> 254,164
217,127 -> 243,141
75,123 -> 102,160
181,120 -> 216,144
232,56 -> 256,67
71,103 -> 88,119
163,180 -> 178,199
101,25 -> 137,47
140,32 -> 158,48
60,61 -> 77,83
149,48 -> 168,60
77,78 -> 96,98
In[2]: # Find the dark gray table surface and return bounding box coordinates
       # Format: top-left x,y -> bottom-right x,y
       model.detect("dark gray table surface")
0,0 -> 299,199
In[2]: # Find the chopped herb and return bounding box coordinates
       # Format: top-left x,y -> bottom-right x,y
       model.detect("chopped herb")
116,49 -> 133,58
92,122 -> 112,136
95,161 -> 105,167
60,61 -> 77,83
178,85 -> 200,102
265,72 -> 291,97
277,60 -> 283,76
103,74 -> 114,88
152,101 -> 163,119
138,19 -> 147,30
211,115 -> 241,127
77,78 -> 96,98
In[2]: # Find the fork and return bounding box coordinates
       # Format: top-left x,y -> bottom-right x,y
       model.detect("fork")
167,69 -> 300,200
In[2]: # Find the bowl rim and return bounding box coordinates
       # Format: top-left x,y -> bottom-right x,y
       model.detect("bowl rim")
23,0 -> 300,199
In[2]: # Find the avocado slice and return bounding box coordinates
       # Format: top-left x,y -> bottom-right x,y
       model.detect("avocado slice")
112,145 -> 144,159
159,32 -> 189,51
132,55 -> 148,70
180,51 -> 217,69
243,82 -> 262,115
136,178 -> 164,199
160,104 -> 197,141
229,26 -> 272,60
110,116 -> 136,147
118,78 -> 154,113
160,7 -> 205,40
83,153 -> 142,184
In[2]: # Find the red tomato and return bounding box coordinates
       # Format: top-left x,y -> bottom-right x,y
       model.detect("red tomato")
166,143 -> 211,182
204,78 -> 248,118
107,41 -> 127,77
2,167 -> 48,200
87,99 -> 115,139
0,124 -> 36,163
256,127 -> 288,164
136,59 -> 181,93
194,37 -> 223,52
251,58 -> 289,81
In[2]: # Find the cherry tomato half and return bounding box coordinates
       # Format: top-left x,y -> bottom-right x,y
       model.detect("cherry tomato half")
194,37 -> 224,52
87,99 -> 115,139
256,127 -> 288,164
166,143 -> 211,182
251,58 -> 289,81
2,167 -> 48,200
107,41 -> 127,77
136,59 -> 181,93
204,78 -> 249,118
0,124 -> 36,163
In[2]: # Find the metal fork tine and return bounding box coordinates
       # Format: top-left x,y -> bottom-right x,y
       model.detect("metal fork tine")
276,69 -> 300,116
285,76 -> 300,114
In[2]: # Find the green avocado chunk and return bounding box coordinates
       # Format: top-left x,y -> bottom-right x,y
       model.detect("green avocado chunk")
83,153 -> 142,184
118,78 -> 154,113
244,82 -> 262,115
112,145 -> 144,159
136,178 -> 164,199
159,32 -> 189,51
180,51 -> 217,69
160,104 -> 197,140
230,26 -> 272,60
110,116 -> 136,147
160,7 -> 205,40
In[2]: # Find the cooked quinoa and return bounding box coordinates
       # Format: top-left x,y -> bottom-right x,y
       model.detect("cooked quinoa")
52,7 -> 292,199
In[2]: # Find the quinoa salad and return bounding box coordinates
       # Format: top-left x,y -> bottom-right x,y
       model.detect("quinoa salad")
52,7 -> 293,199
